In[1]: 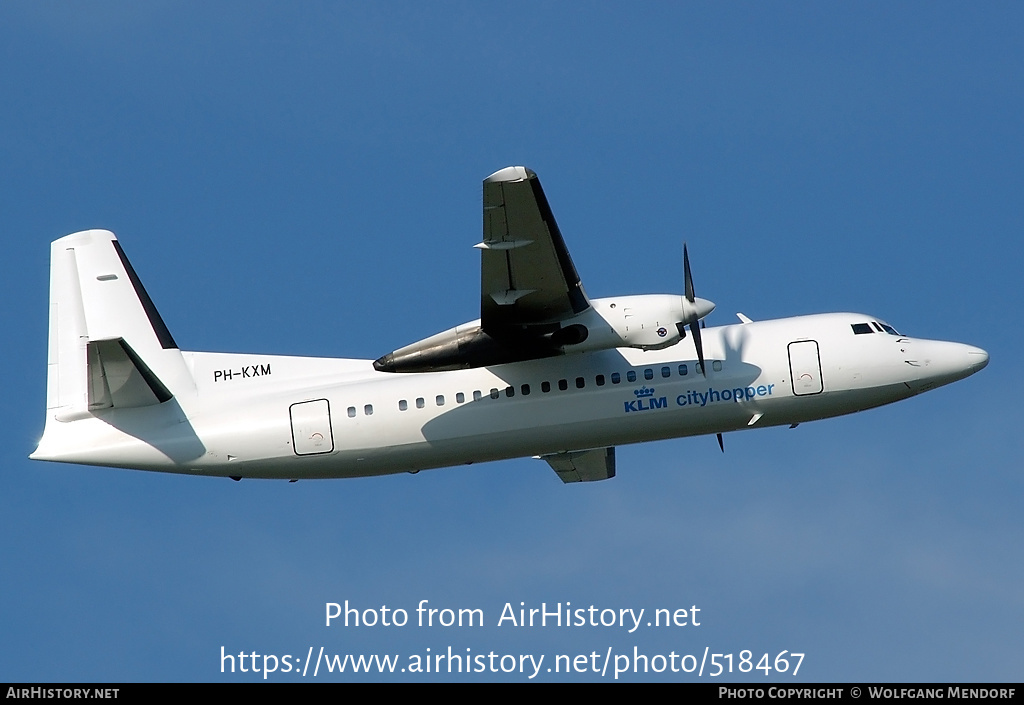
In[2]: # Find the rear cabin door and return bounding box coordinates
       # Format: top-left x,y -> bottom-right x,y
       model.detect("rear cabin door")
290,399 -> 335,455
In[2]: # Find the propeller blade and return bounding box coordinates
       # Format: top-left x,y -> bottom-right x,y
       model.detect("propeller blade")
679,241 -> 712,375
683,243 -> 695,303
717,433 -> 724,453
689,319 -> 707,375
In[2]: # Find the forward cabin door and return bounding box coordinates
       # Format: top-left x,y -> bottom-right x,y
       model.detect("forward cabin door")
788,340 -> 823,396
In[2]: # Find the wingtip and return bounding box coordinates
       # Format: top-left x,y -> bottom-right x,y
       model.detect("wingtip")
484,166 -> 536,183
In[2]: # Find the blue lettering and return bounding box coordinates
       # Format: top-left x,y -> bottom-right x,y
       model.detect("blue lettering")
675,384 -> 775,408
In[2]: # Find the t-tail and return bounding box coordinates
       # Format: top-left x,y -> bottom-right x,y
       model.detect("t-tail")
31,230 -> 196,464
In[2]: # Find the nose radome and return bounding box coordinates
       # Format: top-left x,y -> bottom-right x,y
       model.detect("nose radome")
940,342 -> 988,381
966,346 -> 989,373
906,340 -> 988,394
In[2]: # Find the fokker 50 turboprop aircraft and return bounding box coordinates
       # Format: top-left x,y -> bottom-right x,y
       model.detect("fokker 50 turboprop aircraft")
32,167 -> 988,482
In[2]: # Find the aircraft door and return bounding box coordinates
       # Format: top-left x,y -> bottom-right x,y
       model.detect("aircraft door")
290,399 -> 335,455
788,340 -> 823,396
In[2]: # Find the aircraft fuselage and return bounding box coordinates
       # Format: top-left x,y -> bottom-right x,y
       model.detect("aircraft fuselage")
32,309 -> 987,480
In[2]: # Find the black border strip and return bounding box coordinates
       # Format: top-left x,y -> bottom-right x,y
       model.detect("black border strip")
529,176 -> 590,315
116,339 -> 174,403
112,240 -> 178,350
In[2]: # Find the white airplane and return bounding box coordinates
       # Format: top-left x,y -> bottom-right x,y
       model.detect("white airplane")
31,166 -> 988,482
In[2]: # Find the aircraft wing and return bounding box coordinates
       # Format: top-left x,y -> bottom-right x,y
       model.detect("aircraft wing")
374,166 -> 595,372
478,167 -> 590,337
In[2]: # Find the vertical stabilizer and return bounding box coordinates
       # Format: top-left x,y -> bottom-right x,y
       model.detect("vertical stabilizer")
41,230 -> 194,423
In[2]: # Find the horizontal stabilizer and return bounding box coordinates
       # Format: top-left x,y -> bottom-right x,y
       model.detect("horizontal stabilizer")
541,447 -> 616,483
88,338 -> 173,410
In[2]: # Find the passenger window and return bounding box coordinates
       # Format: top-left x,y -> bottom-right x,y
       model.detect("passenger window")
661,366 -> 671,378
521,384 -> 530,395
611,372 -> 621,384
712,360 -> 722,372
473,390 -> 482,401
541,381 -> 551,393
558,379 -> 568,391
364,404 -> 373,416
399,399 -> 408,411
644,368 -> 654,380
505,386 -> 514,398
490,388 -> 499,399
576,377 -> 585,389
347,406 -> 356,418
416,397 -> 425,409
678,364 -> 688,376
596,375 -> 605,386
627,371 -> 637,383
456,392 -> 465,404
436,395 -> 445,406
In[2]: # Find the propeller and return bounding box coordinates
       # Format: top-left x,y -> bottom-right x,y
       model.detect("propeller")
682,243 -> 715,375
681,244 -> 721,453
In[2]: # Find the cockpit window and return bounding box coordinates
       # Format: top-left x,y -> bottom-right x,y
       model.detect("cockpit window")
852,320 -> 902,335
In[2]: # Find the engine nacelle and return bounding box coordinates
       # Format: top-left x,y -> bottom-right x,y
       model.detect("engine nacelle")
374,294 -> 714,373
565,294 -> 710,352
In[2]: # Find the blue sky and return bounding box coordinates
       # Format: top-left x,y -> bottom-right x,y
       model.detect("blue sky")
2,2 -> 1021,682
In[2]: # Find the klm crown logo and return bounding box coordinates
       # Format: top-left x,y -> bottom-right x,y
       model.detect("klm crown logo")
625,386 -> 667,413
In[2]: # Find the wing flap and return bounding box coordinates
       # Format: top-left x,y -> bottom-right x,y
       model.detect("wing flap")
541,447 -> 616,483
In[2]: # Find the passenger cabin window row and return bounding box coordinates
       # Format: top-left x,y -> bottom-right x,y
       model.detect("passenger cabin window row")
343,360 -> 726,418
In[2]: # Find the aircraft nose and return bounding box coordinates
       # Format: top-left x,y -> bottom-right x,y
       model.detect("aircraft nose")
966,345 -> 989,373
940,342 -> 989,381
904,340 -> 989,393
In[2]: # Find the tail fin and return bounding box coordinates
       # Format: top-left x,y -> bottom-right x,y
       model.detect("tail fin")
41,230 -> 194,423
